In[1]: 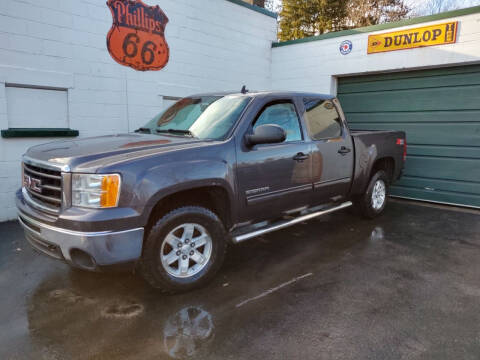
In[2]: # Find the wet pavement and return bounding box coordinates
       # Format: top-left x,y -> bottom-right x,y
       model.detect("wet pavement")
1,200 -> 480,360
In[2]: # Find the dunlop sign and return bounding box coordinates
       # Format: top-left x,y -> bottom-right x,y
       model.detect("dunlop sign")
368,22 -> 458,54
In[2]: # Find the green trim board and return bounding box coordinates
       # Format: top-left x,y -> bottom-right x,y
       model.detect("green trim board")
1,128 -> 79,138
273,5 -> 480,47
224,0 -> 277,19
338,64 -> 480,208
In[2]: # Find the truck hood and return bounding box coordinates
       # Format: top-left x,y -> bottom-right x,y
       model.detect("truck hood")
25,133 -> 210,172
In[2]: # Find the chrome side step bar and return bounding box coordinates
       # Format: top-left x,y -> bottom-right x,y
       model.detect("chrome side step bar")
232,201 -> 352,243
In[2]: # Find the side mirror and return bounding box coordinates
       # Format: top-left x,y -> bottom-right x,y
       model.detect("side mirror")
245,124 -> 287,146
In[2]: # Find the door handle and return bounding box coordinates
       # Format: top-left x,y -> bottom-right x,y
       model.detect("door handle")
338,146 -> 351,155
293,152 -> 309,161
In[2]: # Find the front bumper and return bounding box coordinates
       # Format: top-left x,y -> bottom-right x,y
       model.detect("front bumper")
17,194 -> 144,270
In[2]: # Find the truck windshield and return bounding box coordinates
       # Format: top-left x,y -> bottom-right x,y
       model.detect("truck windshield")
140,95 -> 251,140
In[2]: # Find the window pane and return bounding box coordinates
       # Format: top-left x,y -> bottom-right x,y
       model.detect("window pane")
190,96 -> 251,139
254,103 -> 302,142
303,99 -> 342,140
142,95 -> 251,140
6,86 -> 68,128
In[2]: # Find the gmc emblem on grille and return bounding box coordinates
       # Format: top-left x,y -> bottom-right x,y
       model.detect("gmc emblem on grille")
23,174 -> 42,193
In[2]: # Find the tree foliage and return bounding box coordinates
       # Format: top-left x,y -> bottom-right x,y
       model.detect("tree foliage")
278,0 -> 410,41
265,0 -> 282,12
346,0 -> 409,27
279,0 -> 347,40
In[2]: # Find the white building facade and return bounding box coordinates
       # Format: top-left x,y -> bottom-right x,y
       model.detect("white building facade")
0,1 -> 479,221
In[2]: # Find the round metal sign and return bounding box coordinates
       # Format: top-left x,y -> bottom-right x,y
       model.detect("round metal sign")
339,40 -> 353,55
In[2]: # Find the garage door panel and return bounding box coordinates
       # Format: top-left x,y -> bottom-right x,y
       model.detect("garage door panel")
338,64 -> 480,208
407,145 -> 480,159
405,156 -> 480,183
338,65 -> 480,86
390,186 -> 480,208
395,176 -> 480,197
347,122 -> 480,147
346,110 -> 480,124
340,85 -> 480,112
339,72 -> 480,94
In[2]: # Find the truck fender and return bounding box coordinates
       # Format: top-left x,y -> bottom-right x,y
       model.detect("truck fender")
134,159 -> 237,225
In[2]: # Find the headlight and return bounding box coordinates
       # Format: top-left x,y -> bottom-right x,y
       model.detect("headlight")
72,174 -> 121,208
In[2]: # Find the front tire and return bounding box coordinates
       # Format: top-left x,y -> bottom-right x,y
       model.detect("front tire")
140,206 -> 227,293
356,170 -> 389,219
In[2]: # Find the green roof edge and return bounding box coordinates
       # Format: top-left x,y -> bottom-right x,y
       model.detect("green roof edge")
1,128 -> 79,138
272,5 -> 480,48
225,0 -> 278,19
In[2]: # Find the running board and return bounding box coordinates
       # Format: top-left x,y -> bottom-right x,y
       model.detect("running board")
232,201 -> 353,243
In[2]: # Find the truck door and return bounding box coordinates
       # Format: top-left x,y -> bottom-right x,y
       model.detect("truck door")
302,98 -> 354,203
236,100 -> 313,223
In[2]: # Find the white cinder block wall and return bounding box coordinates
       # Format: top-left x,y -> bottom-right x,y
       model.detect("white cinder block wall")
271,11 -> 480,93
0,0 -> 277,221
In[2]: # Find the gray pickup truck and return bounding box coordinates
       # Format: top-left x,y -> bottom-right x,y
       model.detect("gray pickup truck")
17,91 -> 406,292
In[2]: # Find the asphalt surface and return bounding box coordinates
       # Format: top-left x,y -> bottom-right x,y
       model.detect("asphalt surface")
1,200 -> 480,360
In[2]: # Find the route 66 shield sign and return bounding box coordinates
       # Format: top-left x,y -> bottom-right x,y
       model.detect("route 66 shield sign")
107,0 -> 169,71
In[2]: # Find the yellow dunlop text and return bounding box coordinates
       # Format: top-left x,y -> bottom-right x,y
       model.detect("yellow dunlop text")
368,21 -> 458,54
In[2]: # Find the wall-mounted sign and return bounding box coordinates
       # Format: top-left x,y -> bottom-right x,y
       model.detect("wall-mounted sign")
107,0 -> 169,71
368,21 -> 458,54
339,40 -> 353,55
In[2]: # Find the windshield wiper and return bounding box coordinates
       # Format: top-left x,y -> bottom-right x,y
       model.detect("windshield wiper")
134,127 -> 152,133
156,128 -> 195,137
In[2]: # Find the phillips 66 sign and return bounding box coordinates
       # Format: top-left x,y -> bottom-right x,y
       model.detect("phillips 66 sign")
107,0 -> 169,71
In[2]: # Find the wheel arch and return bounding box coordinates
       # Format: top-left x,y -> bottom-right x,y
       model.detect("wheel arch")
370,157 -> 395,184
144,184 -> 234,236
350,152 -> 396,196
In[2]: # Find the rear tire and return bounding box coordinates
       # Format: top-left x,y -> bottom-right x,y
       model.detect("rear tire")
355,170 -> 389,219
140,206 -> 227,293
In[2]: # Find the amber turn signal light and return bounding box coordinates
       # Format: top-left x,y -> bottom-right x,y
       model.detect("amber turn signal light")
100,174 -> 121,208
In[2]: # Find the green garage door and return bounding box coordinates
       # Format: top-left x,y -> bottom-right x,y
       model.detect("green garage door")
338,64 -> 480,208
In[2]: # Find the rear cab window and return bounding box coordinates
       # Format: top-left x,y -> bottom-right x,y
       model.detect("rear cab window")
303,98 -> 342,140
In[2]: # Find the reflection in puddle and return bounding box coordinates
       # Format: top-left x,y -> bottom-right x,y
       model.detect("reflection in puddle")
164,307 -> 214,359
370,226 -> 384,242
101,300 -> 144,319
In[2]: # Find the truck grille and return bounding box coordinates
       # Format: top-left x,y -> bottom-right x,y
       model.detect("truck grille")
23,162 -> 62,213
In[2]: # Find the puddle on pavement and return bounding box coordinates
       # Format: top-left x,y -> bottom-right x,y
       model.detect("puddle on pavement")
25,271 -> 219,360
13,210 -> 384,359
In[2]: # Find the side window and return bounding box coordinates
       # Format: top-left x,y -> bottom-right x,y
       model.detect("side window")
253,102 -> 302,142
303,99 -> 342,140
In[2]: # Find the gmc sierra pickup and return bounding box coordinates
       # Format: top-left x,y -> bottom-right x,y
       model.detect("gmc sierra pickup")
17,91 -> 406,292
